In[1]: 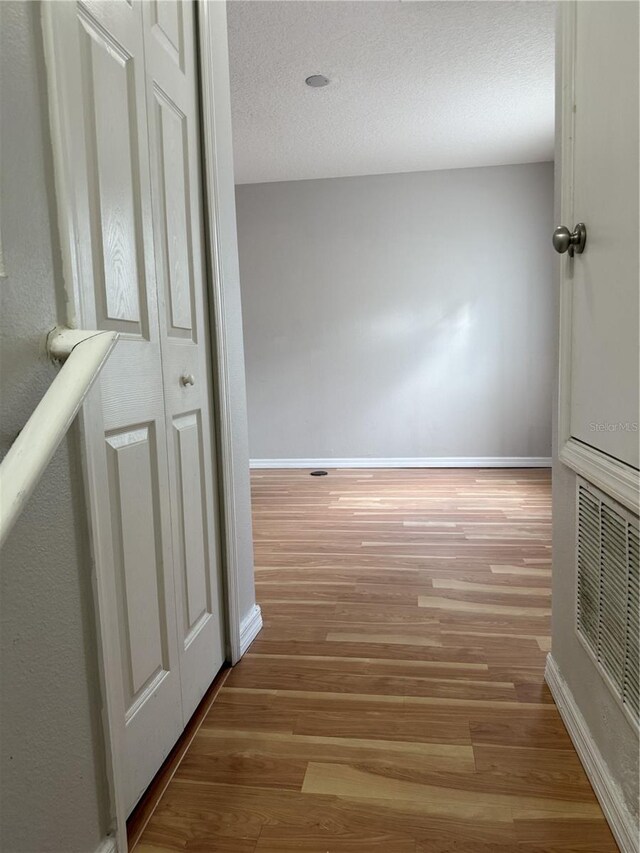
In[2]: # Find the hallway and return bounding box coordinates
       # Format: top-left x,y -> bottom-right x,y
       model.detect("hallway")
134,469 -> 616,852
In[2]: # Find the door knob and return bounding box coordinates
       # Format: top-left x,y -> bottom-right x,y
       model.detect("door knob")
553,223 -> 587,257
180,374 -> 195,386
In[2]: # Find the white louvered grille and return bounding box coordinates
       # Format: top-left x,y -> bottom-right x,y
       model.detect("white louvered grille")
576,480 -> 639,723
577,486 -> 600,646
626,526 -> 639,719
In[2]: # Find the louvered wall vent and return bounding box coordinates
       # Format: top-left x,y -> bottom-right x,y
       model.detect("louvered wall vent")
577,479 -> 639,724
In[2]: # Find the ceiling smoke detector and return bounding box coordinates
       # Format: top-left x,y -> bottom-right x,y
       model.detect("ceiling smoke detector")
305,74 -> 330,88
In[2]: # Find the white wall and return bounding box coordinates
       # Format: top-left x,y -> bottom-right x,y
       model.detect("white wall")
0,3 -> 109,850
236,162 -> 555,464
551,463 -> 640,826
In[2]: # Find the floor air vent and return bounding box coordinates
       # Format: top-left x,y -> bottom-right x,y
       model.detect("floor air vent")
577,479 -> 639,724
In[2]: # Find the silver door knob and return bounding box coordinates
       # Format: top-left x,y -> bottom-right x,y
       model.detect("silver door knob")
553,223 -> 587,257
180,374 -> 195,386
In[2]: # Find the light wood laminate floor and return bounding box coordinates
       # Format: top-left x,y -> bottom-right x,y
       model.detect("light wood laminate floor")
136,468 -> 617,852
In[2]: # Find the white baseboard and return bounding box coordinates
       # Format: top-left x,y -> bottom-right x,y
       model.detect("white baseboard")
545,654 -> 639,853
94,837 -> 117,853
239,604 -> 263,656
250,457 -> 552,469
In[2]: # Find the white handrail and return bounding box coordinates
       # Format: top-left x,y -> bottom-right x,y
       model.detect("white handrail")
0,327 -> 118,548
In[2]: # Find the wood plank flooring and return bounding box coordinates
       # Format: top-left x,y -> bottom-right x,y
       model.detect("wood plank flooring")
135,468 -> 617,852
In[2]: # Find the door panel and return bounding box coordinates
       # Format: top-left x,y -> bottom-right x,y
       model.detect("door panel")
569,1 -> 639,468
47,0 -> 184,813
105,424 -> 168,706
173,412 -> 212,637
152,87 -> 195,338
143,0 -> 225,723
150,0 -> 185,70
78,8 -> 148,334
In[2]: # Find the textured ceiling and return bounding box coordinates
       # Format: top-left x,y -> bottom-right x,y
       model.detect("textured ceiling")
227,0 -> 555,185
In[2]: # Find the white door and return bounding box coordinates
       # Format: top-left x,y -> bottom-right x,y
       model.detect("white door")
568,0 -> 639,470
44,0 -> 224,814
557,0 -> 639,507
141,0 -> 225,722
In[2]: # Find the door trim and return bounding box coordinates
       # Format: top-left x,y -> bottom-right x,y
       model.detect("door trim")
556,1 -> 639,514
559,439 -> 639,514
198,0 -> 260,666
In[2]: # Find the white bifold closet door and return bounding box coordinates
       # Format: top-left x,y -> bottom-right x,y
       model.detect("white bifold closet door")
46,0 -> 224,812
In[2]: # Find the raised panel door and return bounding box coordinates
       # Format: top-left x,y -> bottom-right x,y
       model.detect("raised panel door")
143,0 -> 225,723
45,0 -> 184,813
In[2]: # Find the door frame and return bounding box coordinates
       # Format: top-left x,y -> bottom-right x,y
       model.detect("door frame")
555,1 -> 639,515
41,1 -> 256,849
197,0 -> 259,667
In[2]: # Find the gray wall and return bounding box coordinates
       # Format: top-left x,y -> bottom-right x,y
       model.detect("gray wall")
236,162 -> 555,462
0,3 -> 109,850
